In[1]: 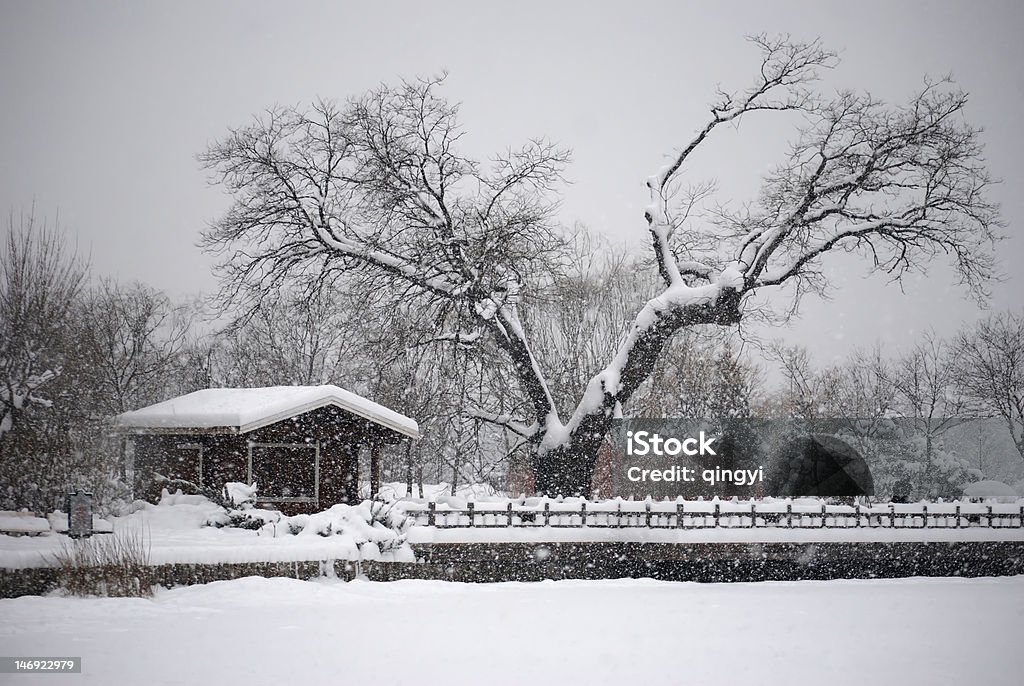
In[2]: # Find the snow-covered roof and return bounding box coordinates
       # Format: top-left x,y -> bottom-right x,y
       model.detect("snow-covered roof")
114,385 -> 419,438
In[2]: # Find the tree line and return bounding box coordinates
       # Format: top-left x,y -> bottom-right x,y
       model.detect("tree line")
2,207 -> 1021,511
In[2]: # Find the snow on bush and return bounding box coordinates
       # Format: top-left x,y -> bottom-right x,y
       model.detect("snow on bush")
223,481 -> 258,508
203,483 -> 413,558
280,501 -> 412,557
963,480 -> 1019,501
203,483 -> 281,531
158,489 -> 214,507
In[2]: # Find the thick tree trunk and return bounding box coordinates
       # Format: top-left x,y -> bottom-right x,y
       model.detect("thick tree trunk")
532,431 -> 605,497
530,287 -> 743,497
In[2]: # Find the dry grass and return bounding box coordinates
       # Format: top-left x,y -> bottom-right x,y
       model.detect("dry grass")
50,528 -> 152,597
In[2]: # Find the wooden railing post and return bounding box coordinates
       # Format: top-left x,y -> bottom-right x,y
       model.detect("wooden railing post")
645,501 -> 652,528
676,502 -> 684,529
544,501 -> 550,527
714,502 -> 721,527
890,503 -> 896,528
427,501 -> 436,527
580,501 -> 587,527
786,502 -> 793,528
507,502 -> 513,527
820,502 -> 826,528
955,503 -> 961,528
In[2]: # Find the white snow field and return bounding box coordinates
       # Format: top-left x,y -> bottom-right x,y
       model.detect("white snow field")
2,576 -> 1022,686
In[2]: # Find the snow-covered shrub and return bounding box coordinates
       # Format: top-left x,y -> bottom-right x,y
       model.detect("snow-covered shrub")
191,481 -> 411,557
49,528 -> 152,597
201,481 -> 283,530
208,507 -> 282,531
150,478 -> 275,530
152,473 -> 233,507
269,499 -> 413,558
834,426 -> 984,501
223,481 -> 258,508
202,483 -> 281,531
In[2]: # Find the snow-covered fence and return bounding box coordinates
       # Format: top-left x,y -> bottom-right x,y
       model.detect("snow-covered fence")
405,500 -> 1024,530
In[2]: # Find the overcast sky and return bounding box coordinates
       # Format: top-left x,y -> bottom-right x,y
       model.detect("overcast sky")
2,0 -> 1022,369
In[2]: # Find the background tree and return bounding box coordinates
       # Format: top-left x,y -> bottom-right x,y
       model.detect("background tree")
955,312 -> 1024,460
0,212 -> 99,512
78,280 -> 192,415
0,211 -> 86,438
766,341 -> 989,499
197,285 -> 368,389
890,332 -> 971,474
200,36 -> 1002,495
528,233 -> 644,418
769,344 -> 846,420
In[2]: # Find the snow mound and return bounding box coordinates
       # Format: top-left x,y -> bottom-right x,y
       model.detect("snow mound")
0,511 -> 50,534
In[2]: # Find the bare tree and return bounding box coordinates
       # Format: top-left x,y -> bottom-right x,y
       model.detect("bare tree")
955,312 -> 1024,459
891,332 -> 970,464
0,213 -> 139,512
196,283 -> 376,389
766,342 -> 981,499
201,36 -> 1001,495
770,344 -> 845,419
78,280 -> 192,415
0,211 -> 86,438
528,232 -> 649,416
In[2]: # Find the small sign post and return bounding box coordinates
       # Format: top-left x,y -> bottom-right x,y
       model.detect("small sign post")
66,491 -> 94,539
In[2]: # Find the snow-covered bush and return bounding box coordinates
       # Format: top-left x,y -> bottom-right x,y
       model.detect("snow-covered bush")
201,483 -> 281,531
223,481 -> 258,508
204,484 -> 410,557
263,500 -> 412,557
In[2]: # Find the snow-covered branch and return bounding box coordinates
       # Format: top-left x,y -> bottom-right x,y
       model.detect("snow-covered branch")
466,408 -> 537,439
421,329 -> 482,348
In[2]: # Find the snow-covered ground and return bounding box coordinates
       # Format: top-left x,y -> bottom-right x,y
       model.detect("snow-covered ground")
0,492 -> 413,570
2,575 -> 1022,685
